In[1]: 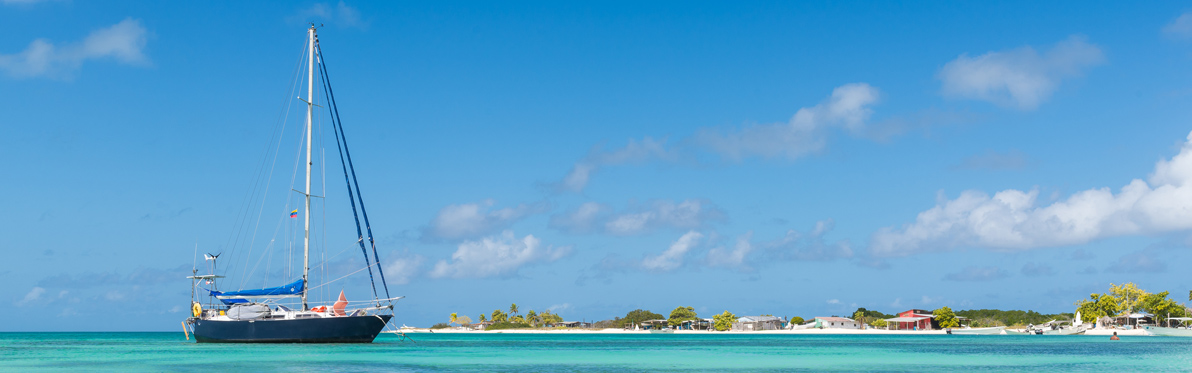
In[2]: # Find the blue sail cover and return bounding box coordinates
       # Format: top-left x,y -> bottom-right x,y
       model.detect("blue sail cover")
208,279 -> 304,304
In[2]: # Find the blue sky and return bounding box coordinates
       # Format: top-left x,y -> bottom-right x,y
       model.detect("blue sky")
5,1 -> 1192,331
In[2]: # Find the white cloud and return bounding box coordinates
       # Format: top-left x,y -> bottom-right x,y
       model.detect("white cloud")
0,18 -> 149,79
549,202 -> 610,234
551,199 -> 725,236
704,220 -> 853,270
1164,13 -> 1192,39
430,231 -> 569,278
706,232 -> 754,270
17,287 -> 45,306
695,83 -> 880,160
938,35 -> 1103,110
424,200 -> 541,241
872,130 -> 1192,257
764,219 -> 854,261
384,255 -> 425,285
605,200 -> 724,236
642,230 -> 703,272
556,83 -> 884,192
294,1 -> 368,29
560,137 -> 673,192
826,299 -> 841,305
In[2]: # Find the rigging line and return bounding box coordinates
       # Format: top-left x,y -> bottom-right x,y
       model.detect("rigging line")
222,39 -> 308,281
222,38 -> 309,279
320,111 -> 329,304
239,39 -> 314,288
309,237 -> 364,271
317,50 -> 380,302
305,261 -> 382,292
317,44 -> 392,301
247,168 -> 308,285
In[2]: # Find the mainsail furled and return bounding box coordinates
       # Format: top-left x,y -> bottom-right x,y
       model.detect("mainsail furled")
208,279 -> 304,304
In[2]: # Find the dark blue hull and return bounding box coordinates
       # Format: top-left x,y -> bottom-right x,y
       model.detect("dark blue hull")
192,314 -> 392,343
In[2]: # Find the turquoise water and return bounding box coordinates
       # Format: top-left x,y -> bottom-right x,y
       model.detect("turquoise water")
3,332 -> 1192,372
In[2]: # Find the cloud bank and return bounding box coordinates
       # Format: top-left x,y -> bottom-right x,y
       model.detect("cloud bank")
872,130 -> 1192,257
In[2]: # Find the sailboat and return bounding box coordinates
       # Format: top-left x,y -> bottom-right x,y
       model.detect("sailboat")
183,25 -> 400,343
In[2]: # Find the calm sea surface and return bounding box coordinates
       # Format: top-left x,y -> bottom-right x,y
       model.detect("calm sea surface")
2,332 -> 1191,372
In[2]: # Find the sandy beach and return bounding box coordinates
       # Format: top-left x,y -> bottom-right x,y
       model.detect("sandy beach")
394,327 -> 1154,336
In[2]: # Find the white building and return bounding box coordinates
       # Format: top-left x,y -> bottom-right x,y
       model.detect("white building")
733,316 -> 785,331
812,317 -> 861,329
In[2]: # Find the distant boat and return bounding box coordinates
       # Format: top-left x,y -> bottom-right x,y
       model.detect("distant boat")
184,25 -> 399,343
650,329 -> 675,334
950,326 -> 1006,335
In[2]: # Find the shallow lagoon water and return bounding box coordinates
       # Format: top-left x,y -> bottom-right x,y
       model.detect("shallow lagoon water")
3,332 -> 1191,372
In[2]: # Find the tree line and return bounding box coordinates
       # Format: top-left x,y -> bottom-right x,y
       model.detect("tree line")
437,286 -> 1189,330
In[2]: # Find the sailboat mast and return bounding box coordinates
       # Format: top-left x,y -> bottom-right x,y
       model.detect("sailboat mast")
302,25 -> 315,311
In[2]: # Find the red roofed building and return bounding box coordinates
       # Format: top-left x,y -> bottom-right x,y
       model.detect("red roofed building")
885,309 -> 935,330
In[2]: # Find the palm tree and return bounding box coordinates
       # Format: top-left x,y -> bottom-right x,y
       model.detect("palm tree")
527,310 -> 539,327
479,314 -> 487,323
450,313 -> 458,327
510,303 -> 519,317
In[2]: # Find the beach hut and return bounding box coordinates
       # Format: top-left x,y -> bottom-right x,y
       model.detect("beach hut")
557,321 -> 592,328
812,317 -> 862,329
640,319 -> 670,330
470,321 -> 494,330
733,316 -> 784,331
885,309 -> 935,330
679,318 -> 713,330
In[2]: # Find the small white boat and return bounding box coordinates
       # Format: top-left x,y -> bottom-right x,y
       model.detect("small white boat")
1042,327 -> 1085,335
1144,326 -> 1192,336
650,328 -> 675,334
950,326 -> 1006,335
1144,318 -> 1192,336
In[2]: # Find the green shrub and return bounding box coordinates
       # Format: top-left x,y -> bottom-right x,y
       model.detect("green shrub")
486,322 -> 533,330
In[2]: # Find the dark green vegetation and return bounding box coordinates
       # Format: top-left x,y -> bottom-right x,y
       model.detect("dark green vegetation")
485,322 -> 533,330
596,309 -> 666,329
953,309 -> 1074,327
667,307 -> 699,327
